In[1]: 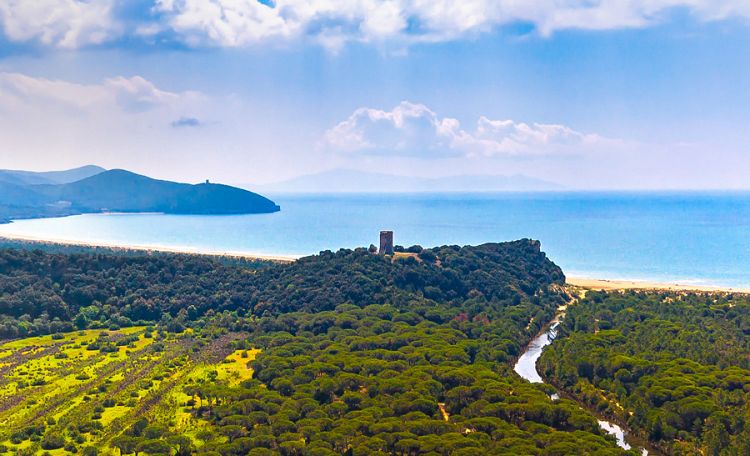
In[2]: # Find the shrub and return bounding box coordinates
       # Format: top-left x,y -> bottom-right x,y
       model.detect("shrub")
418,250 -> 438,263
41,433 -> 65,450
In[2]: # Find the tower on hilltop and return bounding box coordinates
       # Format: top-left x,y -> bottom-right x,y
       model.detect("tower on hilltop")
379,230 -> 394,255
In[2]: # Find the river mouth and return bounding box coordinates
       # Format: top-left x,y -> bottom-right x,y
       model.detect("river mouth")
514,315 -> 649,454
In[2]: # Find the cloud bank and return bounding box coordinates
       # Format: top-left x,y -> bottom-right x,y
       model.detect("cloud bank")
1,0 -> 749,50
324,101 -> 610,157
0,0 -> 118,49
0,72 -> 208,164
0,72 -> 200,114
0,71 -> 238,181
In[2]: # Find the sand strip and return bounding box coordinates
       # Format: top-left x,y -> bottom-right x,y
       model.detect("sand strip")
568,277 -> 750,294
0,233 -> 298,263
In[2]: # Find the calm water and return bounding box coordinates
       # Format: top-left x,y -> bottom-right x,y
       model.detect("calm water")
514,322 -> 560,385
1,192 -> 749,287
514,320 -> 647,453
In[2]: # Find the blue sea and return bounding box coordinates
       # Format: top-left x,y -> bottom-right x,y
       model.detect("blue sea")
0,192 -> 749,288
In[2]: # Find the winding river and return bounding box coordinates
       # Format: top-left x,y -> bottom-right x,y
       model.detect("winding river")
514,315 -> 649,455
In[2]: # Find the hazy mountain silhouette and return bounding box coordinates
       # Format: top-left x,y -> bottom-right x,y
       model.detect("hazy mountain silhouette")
253,169 -> 563,193
0,165 -> 105,186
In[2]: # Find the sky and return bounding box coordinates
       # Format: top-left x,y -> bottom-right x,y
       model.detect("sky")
0,1 -> 748,190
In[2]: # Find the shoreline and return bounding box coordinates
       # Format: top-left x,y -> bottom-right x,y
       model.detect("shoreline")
0,233 -> 299,263
0,232 -> 747,292
567,277 -> 750,294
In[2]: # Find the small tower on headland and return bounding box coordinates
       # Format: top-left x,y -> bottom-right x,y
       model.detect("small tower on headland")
379,230 -> 394,255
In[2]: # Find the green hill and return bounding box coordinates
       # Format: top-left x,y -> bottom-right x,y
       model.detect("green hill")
0,167 -> 280,222
40,169 -> 280,215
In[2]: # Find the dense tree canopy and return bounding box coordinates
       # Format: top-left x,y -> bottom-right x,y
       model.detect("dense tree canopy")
0,240 -> 563,340
0,239 -> 639,454
188,304 -> 631,455
540,291 -> 750,455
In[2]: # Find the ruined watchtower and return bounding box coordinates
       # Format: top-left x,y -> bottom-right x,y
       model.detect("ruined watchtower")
379,230 -> 394,255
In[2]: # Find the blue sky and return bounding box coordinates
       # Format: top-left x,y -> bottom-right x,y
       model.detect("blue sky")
0,1 -> 748,189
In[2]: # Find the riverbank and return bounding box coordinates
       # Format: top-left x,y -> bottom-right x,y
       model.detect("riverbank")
515,300 -> 659,455
0,233 -> 299,263
568,277 -> 750,293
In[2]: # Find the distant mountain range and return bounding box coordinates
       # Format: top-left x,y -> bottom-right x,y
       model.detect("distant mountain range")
251,169 -> 563,193
0,167 -> 279,224
0,165 -> 106,186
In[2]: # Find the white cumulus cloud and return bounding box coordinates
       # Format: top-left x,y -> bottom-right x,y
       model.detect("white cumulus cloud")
324,101 -> 612,157
0,72 -> 201,114
2,1 -> 748,50
153,0 -> 750,49
324,102 -> 461,156
0,0 -> 119,48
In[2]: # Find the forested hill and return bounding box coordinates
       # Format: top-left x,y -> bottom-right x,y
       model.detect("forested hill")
0,240 -> 639,455
38,169 -> 280,215
0,167 -> 280,222
0,239 -> 563,339
250,239 -> 564,314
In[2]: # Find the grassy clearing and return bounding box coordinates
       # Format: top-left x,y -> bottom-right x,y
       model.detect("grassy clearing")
216,348 -> 259,385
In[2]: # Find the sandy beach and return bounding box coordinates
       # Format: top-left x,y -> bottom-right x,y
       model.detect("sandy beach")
567,277 -> 750,294
0,233 -> 299,263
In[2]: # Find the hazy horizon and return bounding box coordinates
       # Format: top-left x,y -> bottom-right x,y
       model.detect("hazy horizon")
1,2 -> 749,190
9,164 -> 750,193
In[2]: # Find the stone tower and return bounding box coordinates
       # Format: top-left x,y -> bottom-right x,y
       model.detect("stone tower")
379,230 -> 394,255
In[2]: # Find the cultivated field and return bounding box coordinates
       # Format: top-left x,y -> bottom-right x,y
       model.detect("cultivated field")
0,327 -> 257,455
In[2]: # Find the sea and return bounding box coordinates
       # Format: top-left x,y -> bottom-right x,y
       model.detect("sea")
0,192 -> 749,288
